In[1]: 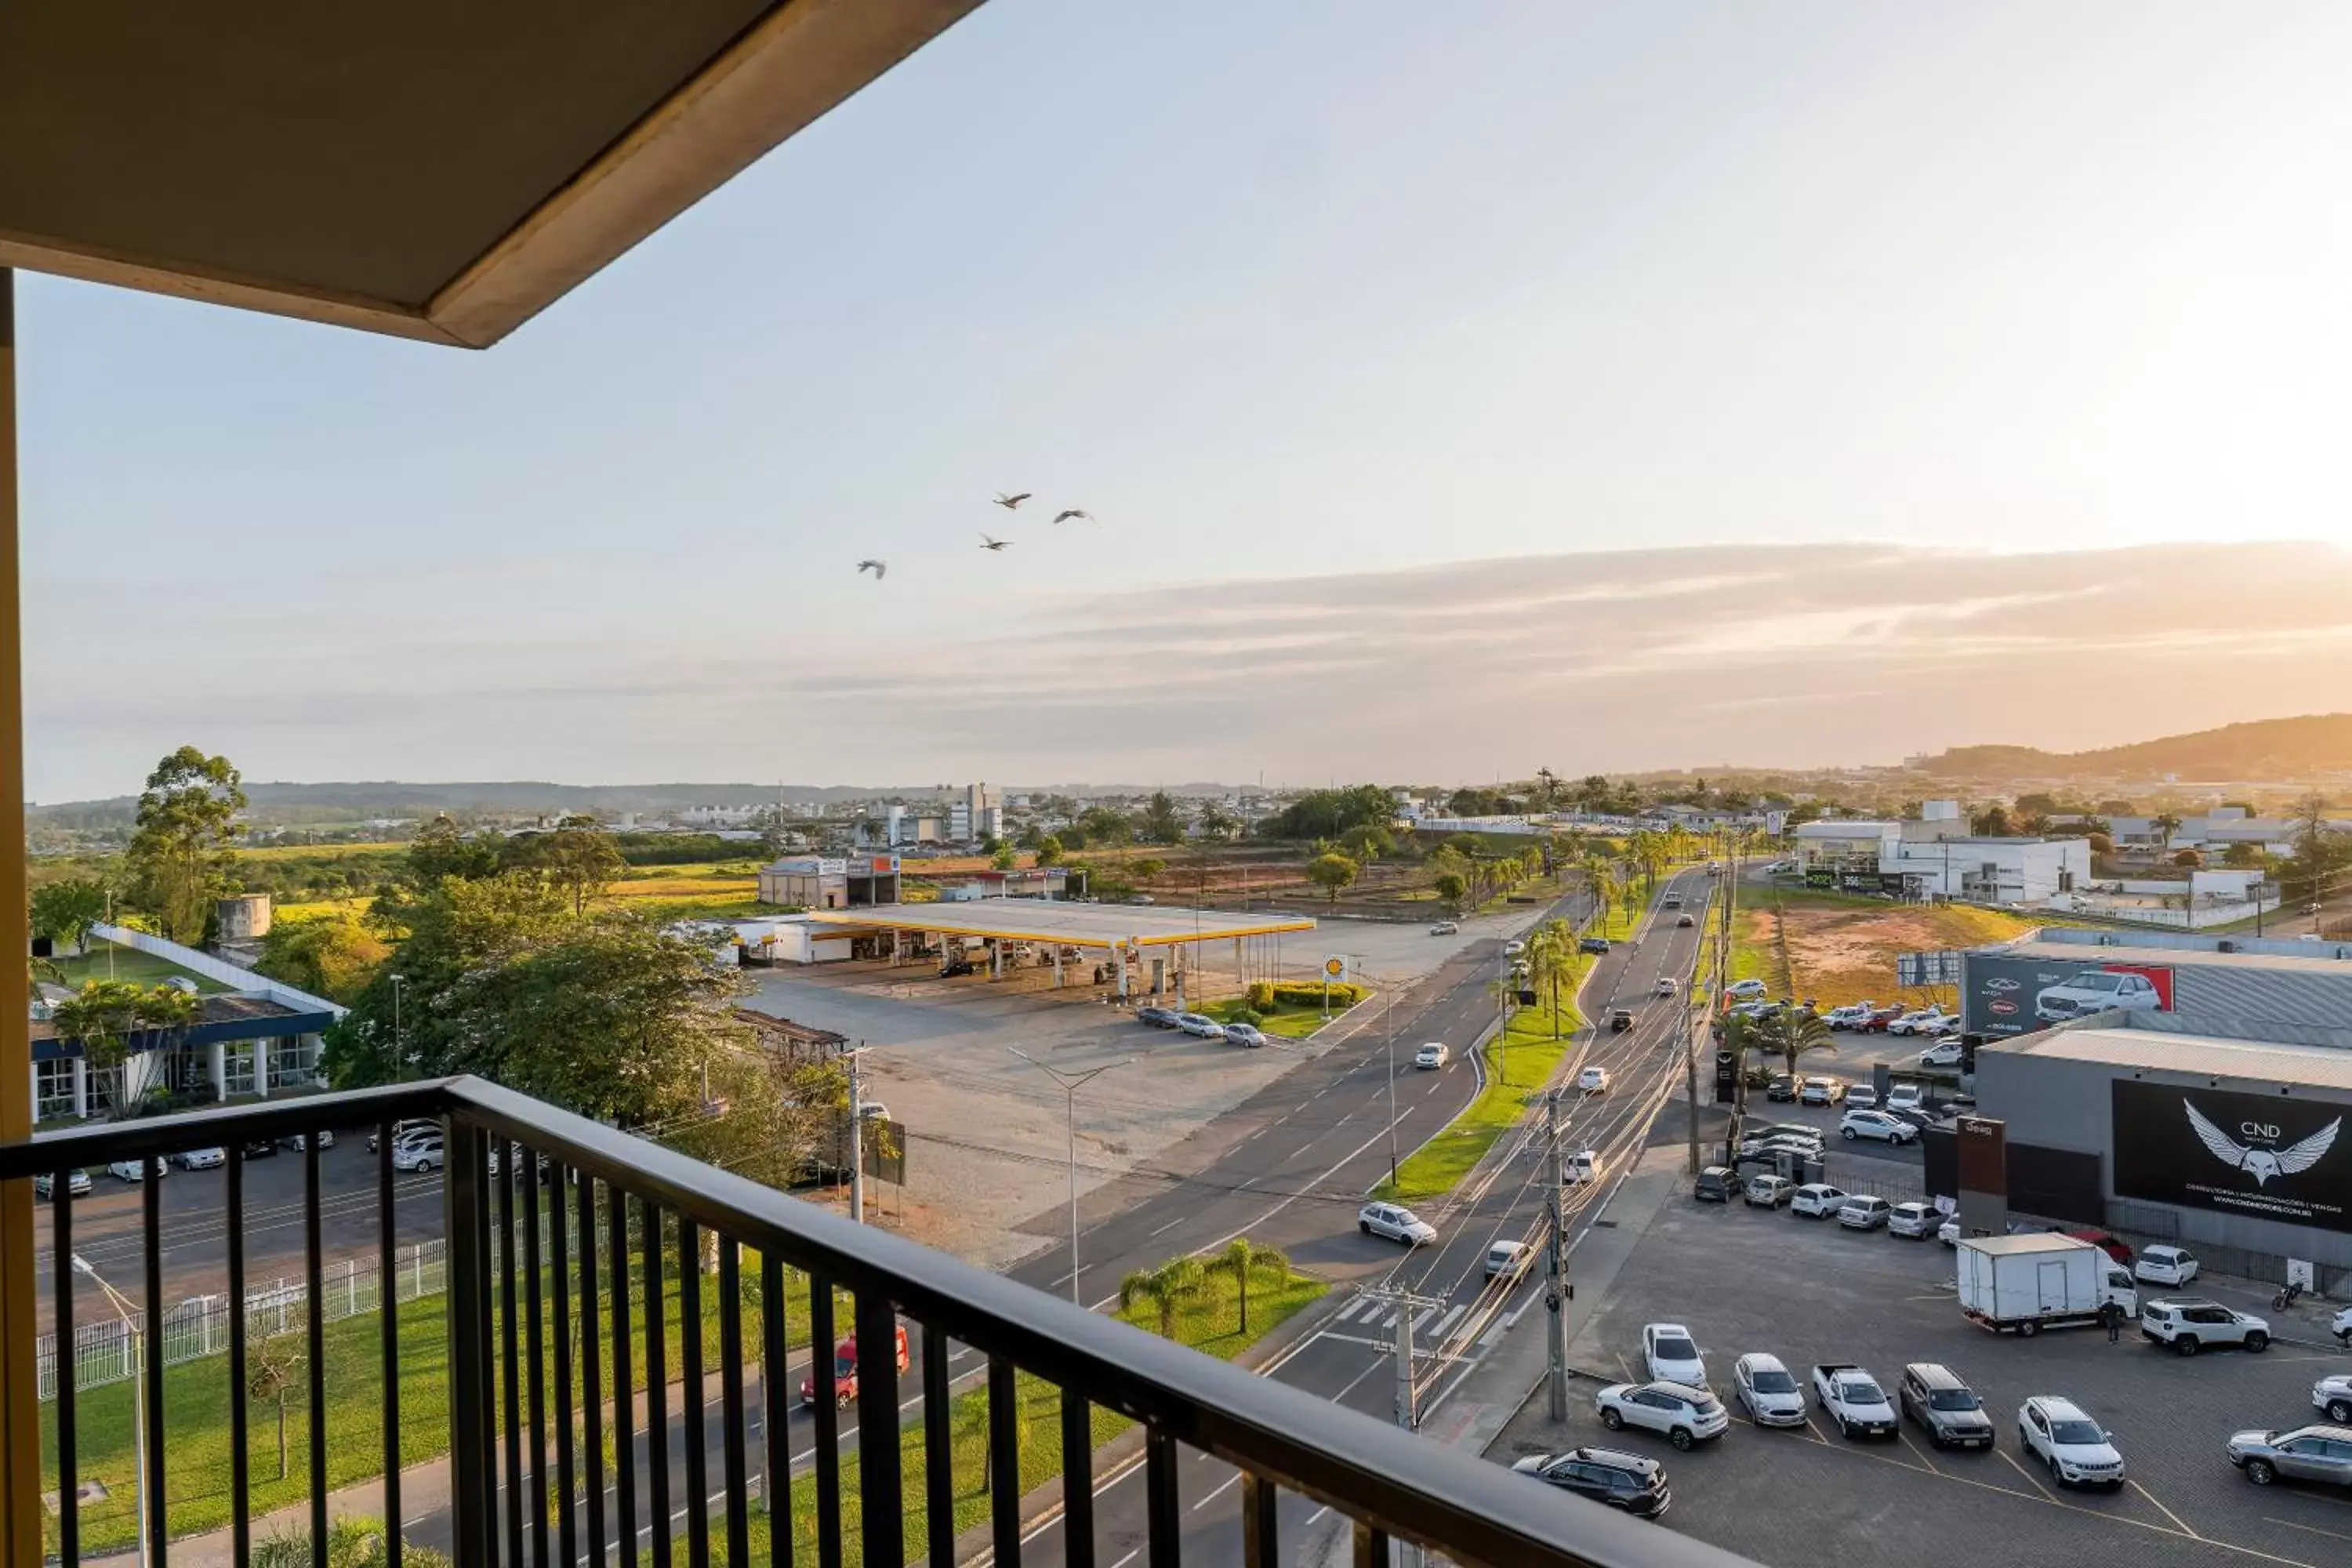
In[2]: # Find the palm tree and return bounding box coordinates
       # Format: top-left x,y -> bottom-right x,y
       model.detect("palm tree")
1745,1009 -> 1837,1079
1206,1239 -> 1290,1333
1523,921 -> 1573,1040
1581,853 -> 1619,931
2151,812 -> 2183,850
1120,1256 -> 1207,1340
51,981 -> 198,1118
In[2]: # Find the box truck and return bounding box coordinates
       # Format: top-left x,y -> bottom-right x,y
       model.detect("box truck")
1955,1234 -> 2136,1336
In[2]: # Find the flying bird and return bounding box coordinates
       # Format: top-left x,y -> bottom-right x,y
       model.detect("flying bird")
2185,1101 -> 2339,1187
1052,509 -> 1094,525
993,492 -> 1032,510
857,560 -> 887,579
979,534 -> 1010,552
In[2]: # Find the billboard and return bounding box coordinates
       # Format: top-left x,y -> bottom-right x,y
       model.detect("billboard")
1962,954 -> 2174,1037
2112,1080 -> 2348,1233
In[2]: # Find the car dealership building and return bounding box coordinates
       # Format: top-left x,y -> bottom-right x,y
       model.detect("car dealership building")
1962,928 -> 2352,1287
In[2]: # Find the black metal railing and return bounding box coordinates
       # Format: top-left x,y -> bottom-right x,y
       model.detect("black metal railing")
1,1078 -> 1759,1568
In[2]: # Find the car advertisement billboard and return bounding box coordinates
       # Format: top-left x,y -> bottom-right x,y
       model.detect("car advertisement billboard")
1962,954 -> 2174,1037
2112,1080 -> 2348,1233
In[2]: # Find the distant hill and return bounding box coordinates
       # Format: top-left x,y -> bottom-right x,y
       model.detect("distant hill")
1921,714 -> 2352,782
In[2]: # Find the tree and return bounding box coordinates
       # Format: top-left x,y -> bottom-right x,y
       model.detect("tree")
1741,1009 -> 1837,1079
989,844 -> 1018,872
1142,791 -> 1187,845
406,815 -> 498,885
1306,851 -> 1359,906
1119,1256 -> 1207,1339
504,815 -> 626,916
1195,801 -> 1241,842
1032,833 -> 1064,867
1078,804 -> 1134,848
2221,841 -> 2269,870
1257,785 -> 1394,841
1340,824 -> 1393,863
1130,857 -> 1167,884
2088,833 -> 2114,856
1581,853 -> 1620,930
124,746 -> 246,942
1533,768 -> 1561,811
246,1327 -> 307,1479
1432,871 -> 1468,910
255,913 -> 391,1006
2151,812 -> 2183,848
2172,848 -> 2204,869
1206,1239 -> 1290,1333
1523,920 -> 1573,1040
49,981 -> 198,1118
1968,804 -> 2014,838
30,877 -> 110,956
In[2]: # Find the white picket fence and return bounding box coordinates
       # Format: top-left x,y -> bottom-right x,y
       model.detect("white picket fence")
37,1240 -> 446,1402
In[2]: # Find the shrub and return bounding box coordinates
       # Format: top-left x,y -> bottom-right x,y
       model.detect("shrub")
1245,980 -> 1277,1011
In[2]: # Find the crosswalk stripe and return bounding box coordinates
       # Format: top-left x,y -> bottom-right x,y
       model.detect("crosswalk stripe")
1432,1305 -> 1466,1338
1337,1297 -> 1367,1323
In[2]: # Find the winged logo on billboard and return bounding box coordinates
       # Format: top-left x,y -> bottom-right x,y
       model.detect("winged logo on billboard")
2184,1101 -> 2341,1188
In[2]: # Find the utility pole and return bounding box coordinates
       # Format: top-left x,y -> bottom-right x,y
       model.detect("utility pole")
847,1044 -> 866,1225
1544,1088 -> 1569,1421
1384,987 -> 1402,1189
1359,1285 -> 1440,1568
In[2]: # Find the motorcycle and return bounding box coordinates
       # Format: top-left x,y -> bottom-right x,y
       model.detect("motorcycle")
2274,1281 -> 2303,1312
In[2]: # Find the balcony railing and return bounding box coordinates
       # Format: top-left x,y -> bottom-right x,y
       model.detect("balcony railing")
0,1079 -> 1757,1568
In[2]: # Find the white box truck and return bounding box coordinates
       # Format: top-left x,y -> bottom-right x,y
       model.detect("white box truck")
1956,1234 -> 2136,1336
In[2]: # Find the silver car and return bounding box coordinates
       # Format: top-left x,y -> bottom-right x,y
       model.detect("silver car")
2227,1425 -> 2352,1489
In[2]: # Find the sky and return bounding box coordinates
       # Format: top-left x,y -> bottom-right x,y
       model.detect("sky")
18,2 -> 2352,801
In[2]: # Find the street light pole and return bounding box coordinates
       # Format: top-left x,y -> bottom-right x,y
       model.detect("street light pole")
388,974 -> 405,1076
1384,986 -> 1401,1189
71,1254 -> 146,1568
1006,1048 -> 1130,1304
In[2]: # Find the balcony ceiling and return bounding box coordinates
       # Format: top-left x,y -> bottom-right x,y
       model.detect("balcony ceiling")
0,1 -> 978,347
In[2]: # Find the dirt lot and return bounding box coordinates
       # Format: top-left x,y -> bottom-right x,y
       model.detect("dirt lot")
1737,891 -> 2045,1007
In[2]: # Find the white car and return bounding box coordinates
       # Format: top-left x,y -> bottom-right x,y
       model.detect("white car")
1563,1149 -> 1601,1185
1724,978 -> 1767,1000
1886,1008 -> 1947,1037
280,1130 -> 335,1151
1937,1215 -> 1962,1247
2140,1298 -> 2270,1355
2034,968 -> 2162,1024
2333,1306 -> 2352,1349
1504,939 -> 1526,957
1358,1202 -> 1436,1246
1844,1084 -> 1880,1110
1595,1381 -> 1729,1451
1642,1324 -> 1707,1388
1731,1353 -> 1807,1427
2018,1396 -> 2125,1488
2134,1244 -> 2200,1287
1789,1183 -> 1849,1219
390,1134 -> 445,1173
1484,1240 -> 1534,1283
1839,1109 -> 1917,1145
1413,1043 -> 1449,1069
1838,1196 -> 1893,1231
176,1147 -> 227,1171
2314,1373 -> 2352,1425
1428,920 -> 1459,935
1174,1013 -> 1226,1040
1882,1082 -> 1925,1114
1917,1040 -> 1965,1069
1221,1022 -> 1266,1048
1813,1364 -> 1899,1440
1577,1066 -> 1611,1094
1887,1201 -> 1938,1239
1824,1002 -> 1877,1029
1797,1078 -> 1845,1106
1744,1174 -> 1794,1208
1922,1014 -> 1964,1037
105,1157 -> 168,1182
1653,978 -> 1677,997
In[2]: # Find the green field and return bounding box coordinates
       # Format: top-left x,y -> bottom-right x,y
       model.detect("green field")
1200,996 -> 1332,1040
48,939 -> 229,994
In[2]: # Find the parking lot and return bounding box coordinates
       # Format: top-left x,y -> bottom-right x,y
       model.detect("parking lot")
1497,1169 -> 2352,1568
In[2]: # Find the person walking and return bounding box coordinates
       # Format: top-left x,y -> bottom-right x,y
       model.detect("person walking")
2101,1299 -> 2122,1343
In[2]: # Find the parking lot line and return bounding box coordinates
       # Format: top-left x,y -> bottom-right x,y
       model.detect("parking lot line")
2265,1516 -> 2352,1546
2130,1479 -> 2201,1540
1994,1447 -> 2060,1504
1894,1428 -> 1942,1476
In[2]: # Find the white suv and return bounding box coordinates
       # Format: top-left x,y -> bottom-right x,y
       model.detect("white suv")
2034,968 -> 2161,1023
1358,1202 -> 1436,1246
2018,1396 -> 2124,1488
2140,1298 -> 2270,1356
1595,1381 -> 1730,1451
1839,1109 -> 1917,1145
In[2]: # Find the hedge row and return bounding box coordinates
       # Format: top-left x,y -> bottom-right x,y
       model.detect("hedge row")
1246,978 -> 1367,1010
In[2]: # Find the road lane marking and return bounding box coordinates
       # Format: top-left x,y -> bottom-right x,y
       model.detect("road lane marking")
1147,1215 -> 1187,1238
1192,1470 -> 1242,1511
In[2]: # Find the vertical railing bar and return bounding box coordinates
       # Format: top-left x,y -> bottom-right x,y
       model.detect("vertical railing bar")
1240,1472 -> 1278,1568
1352,1520 -> 1392,1568
551,1163 -> 577,1568
306,1137 -> 330,1563
143,1155 -> 169,1568
717,1240 -> 750,1568
228,1145 -> 252,1567
525,1159 -> 550,1568
579,1174 -> 606,1568
379,1121 -> 403,1568
988,1356 -> 1020,1568
501,1140 -> 524,1568
809,1283 -> 840,1568
52,1169 -> 78,1568
1060,1386 -> 1095,1568
680,1217 -> 709,1568
921,1324 -> 952,1568
610,1185 -> 637,1568
854,1294 -> 904,1568
1144,1427 -> 1179,1568
446,1117 -> 496,1568
644,1200 -> 672,1568
760,1254 -> 790,1568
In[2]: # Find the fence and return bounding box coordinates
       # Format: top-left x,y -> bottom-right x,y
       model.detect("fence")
35,1240 -> 445,1402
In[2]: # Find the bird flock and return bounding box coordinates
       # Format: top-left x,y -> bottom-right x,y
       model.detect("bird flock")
855,491 -> 1094,581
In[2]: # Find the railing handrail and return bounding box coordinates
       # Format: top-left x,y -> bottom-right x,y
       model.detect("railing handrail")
3,1077 -> 1759,1568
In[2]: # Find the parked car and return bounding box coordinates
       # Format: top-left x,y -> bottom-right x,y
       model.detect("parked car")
1938,1216 -> 1963,1247
1883,1082 -> 1926,1114
33,1170 -> 92,1200
1358,1202 -> 1436,1246
1511,1446 -> 1671,1518
1886,1007 -> 1948,1037
280,1130 -> 335,1151
2034,968 -> 2163,1023
1900,1363 -> 1994,1450
939,957 -> 975,978
105,1157 -> 168,1182
1886,1201 -> 1939,1239
2018,1396 -> 2125,1487
2227,1425 -> 2352,1490
2140,1298 -> 2270,1355
1428,920 -> 1460,935
1744,1174 -> 1795,1208
1609,1008 -> 1635,1033
1737,1131 -> 1821,1160
367,1119 -> 437,1154
1577,1066 -> 1611,1094
1923,1014 -> 1965,1037
240,1139 -> 280,1160
1813,1363 -> 1898,1439
1412,1042 -> 1450,1069
1135,1005 -> 1181,1028
2336,1306 -> 2352,1349
856,1100 -> 892,1123
1174,1013 -> 1226,1040
1918,1040 -> 1965,1069
1844,1083 -> 1880,1110
1642,1324 -> 1707,1388
1693,1167 -> 1735,1203
1222,1022 -> 1267,1048
1840,1109 -> 1917,1145
2134,1244 -> 2201,1287
1724,978 -> 1767,1000
1484,1240 -> 1533,1283
2063,1229 -> 2135,1266
1789,1183 -> 1849,1219
1765,1075 -> 1798,1102
1564,1149 -> 1602,1185
1824,1002 -> 1877,1029
1746,1120 -> 1821,1142
1594,1382 -> 1729,1451
1732,1353 -> 1808,1427
176,1146 -> 227,1171
1797,1078 -> 1846,1106
390,1133 -> 445,1173
1838,1195 -> 1893,1231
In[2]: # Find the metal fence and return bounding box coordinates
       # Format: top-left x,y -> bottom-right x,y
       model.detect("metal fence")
35,1240 -> 447,1402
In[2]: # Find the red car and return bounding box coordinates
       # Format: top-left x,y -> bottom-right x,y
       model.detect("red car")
800,1322 -> 910,1407
1853,1007 -> 1904,1034
2065,1229 -> 2134,1267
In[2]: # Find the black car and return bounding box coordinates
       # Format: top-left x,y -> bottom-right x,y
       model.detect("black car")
1579,937 -> 1611,955
1899,1363 -> 1995,1450
1676,914 -> 1696,927
241,1139 -> 280,1160
1765,1075 -> 1798,1102
1136,1005 -> 1181,1028
939,958 -> 975,978
1609,1008 -> 1635,1033
1512,1446 -> 1669,1519
1693,1167 -> 1735,1203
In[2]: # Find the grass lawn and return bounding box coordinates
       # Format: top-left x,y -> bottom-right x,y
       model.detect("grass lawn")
49,940 -> 231,994
1370,993 -> 1582,1205
1200,998 -> 1331,1040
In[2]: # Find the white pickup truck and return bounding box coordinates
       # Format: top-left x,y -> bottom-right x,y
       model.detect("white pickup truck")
1811,1363 -> 1898,1440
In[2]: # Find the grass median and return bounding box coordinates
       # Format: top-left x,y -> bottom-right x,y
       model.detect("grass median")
1370,992 -> 1584,1206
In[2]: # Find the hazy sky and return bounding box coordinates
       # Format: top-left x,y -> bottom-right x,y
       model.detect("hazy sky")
18,2 -> 2352,800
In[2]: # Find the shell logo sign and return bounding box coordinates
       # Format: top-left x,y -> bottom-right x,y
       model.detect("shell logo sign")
1322,955 -> 1352,982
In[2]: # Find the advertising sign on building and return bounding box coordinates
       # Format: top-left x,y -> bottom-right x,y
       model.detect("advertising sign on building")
2111,1080 -> 2347,1233
1962,954 -> 2174,1038
1896,950 -> 1962,989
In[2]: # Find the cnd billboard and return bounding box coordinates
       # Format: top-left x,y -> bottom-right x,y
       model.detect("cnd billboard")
2112,1080 -> 2348,1233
